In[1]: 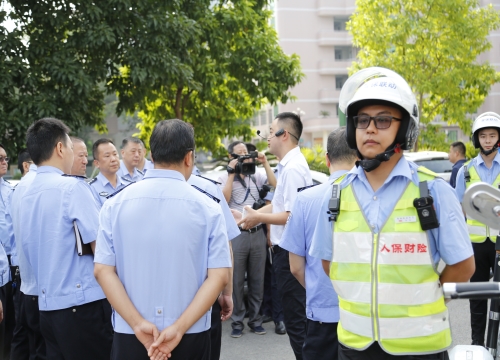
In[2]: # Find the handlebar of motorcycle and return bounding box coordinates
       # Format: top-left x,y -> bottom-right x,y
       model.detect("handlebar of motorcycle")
443,282 -> 500,300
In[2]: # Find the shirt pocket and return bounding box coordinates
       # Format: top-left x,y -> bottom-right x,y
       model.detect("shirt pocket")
336,219 -> 359,232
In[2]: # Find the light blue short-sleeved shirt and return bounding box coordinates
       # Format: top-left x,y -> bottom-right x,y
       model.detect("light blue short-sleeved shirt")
280,170 -> 348,323
20,166 -> 104,310
309,157 -> 473,266
10,164 -> 38,295
89,172 -> 132,207
0,238 -> 8,286
94,169 -> 232,335
117,160 -> 144,182
188,175 -> 240,241
455,152 -> 500,203
0,178 -> 15,262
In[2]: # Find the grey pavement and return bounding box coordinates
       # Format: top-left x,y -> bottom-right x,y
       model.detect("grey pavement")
219,295 -> 483,359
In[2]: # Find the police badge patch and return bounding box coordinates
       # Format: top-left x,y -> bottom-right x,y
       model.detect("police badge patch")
99,191 -> 109,197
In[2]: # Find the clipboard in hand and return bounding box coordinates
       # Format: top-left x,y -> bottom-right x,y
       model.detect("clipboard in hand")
74,221 -> 92,256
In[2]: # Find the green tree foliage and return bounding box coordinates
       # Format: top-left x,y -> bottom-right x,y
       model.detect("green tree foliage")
116,1 -> 302,155
301,146 -> 329,175
348,0 -> 500,150
0,0 -> 300,159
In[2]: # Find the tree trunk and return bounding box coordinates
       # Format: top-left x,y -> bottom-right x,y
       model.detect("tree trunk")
174,86 -> 183,119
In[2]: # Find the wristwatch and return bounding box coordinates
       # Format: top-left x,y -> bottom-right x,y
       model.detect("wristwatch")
226,165 -> 235,174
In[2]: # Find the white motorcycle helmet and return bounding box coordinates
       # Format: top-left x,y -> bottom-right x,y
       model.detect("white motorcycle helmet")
342,68 -> 419,151
471,112 -> 500,152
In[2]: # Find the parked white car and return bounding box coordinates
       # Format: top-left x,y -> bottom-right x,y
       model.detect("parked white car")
403,151 -> 453,182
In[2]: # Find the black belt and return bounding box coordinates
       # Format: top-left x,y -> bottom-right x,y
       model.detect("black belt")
238,224 -> 263,234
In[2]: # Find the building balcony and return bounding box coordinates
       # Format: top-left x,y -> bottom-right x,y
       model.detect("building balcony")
318,30 -> 353,46
318,60 -> 352,75
317,0 -> 356,16
319,89 -> 340,104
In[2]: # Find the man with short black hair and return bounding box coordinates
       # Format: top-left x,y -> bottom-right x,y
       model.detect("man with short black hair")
239,112 -> 312,360
10,150 -> 45,359
281,127 -> 357,360
449,141 -> 466,188
95,119 -> 231,360
218,141 -> 274,339
0,143 -> 15,359
70,136 -> 89,177
17,150 -> 33,177
117,137 -> 144,182
21,118 -> 112,360
89,138 -> 132,207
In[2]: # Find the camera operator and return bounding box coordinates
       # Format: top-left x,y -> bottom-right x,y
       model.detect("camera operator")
217,141 -> 275,338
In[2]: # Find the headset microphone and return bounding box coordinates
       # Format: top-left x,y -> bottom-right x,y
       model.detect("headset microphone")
256,130 -> 267,139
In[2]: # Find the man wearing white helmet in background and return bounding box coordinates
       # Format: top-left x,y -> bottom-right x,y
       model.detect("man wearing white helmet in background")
309,67 -> 474,359
455,112 -> 500,346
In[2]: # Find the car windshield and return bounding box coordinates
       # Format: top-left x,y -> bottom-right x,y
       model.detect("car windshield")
413,159 -> 453,174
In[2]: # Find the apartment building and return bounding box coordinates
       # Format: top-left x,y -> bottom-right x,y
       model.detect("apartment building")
253,0 -> 500,149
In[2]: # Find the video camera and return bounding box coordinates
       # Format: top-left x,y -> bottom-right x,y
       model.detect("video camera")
252,184 -> 272,210
230,151 -> 258,176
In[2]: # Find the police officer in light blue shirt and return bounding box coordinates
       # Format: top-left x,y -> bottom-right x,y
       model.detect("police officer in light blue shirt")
94,119 -> 232,360
281,127 -> 357,360
308,69 -> 474,359
20,118 -> 112,360
454,112 -> 500,346
188,173 -> 239,360
89,138 -> 132,207
0,143 -> 16,359
117,137 -> 145,182
9,150 -> 46,359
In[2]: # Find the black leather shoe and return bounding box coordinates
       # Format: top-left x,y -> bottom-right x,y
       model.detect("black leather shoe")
262,315 -> 273,323
275,321 -> 286,335
471,339 -> 484,346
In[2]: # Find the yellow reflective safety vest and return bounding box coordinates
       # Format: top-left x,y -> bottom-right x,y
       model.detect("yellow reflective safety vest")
463,161 -> 500,243
330,167 -> 451,355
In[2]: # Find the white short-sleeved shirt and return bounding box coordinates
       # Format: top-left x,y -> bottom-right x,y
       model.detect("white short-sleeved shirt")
271,147 -> 312,246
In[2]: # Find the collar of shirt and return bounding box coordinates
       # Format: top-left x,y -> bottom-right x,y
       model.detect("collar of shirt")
347,156 -> 415,190
97,172 -> 123,189
328,169 -> 349,182
143,169 -> 186,182
29,164 -> 38,172
474,151 -> 500,168
35,165 -> 64,175
278,146 -> 301,168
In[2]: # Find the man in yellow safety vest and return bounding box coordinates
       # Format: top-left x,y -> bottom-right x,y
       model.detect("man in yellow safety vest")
309,68 -> 475,359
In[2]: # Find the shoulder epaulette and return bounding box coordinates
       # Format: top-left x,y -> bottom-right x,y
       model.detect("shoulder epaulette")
121,176 -> 135,183
191,185 -> 220,203
297,184 -> 319,193
196,174 -> 221,185
88,177 -> 98,185
62,174 -> 87,180
106,182 -> 134,199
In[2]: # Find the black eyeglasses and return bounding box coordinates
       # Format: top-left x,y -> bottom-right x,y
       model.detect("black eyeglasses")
353,115 -> 402,129
0,156 -> 9,163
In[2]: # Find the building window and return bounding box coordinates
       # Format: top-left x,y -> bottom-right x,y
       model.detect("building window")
447,130 -> 458,142
260,110 -> 266,125
334,46 -> 356,61
335,75 -> 348,90
334,17 -> 349,31
268,109 -> 273,124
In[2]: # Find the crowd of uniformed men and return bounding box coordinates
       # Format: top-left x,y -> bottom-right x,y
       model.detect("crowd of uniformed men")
0,67 -> 498,359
